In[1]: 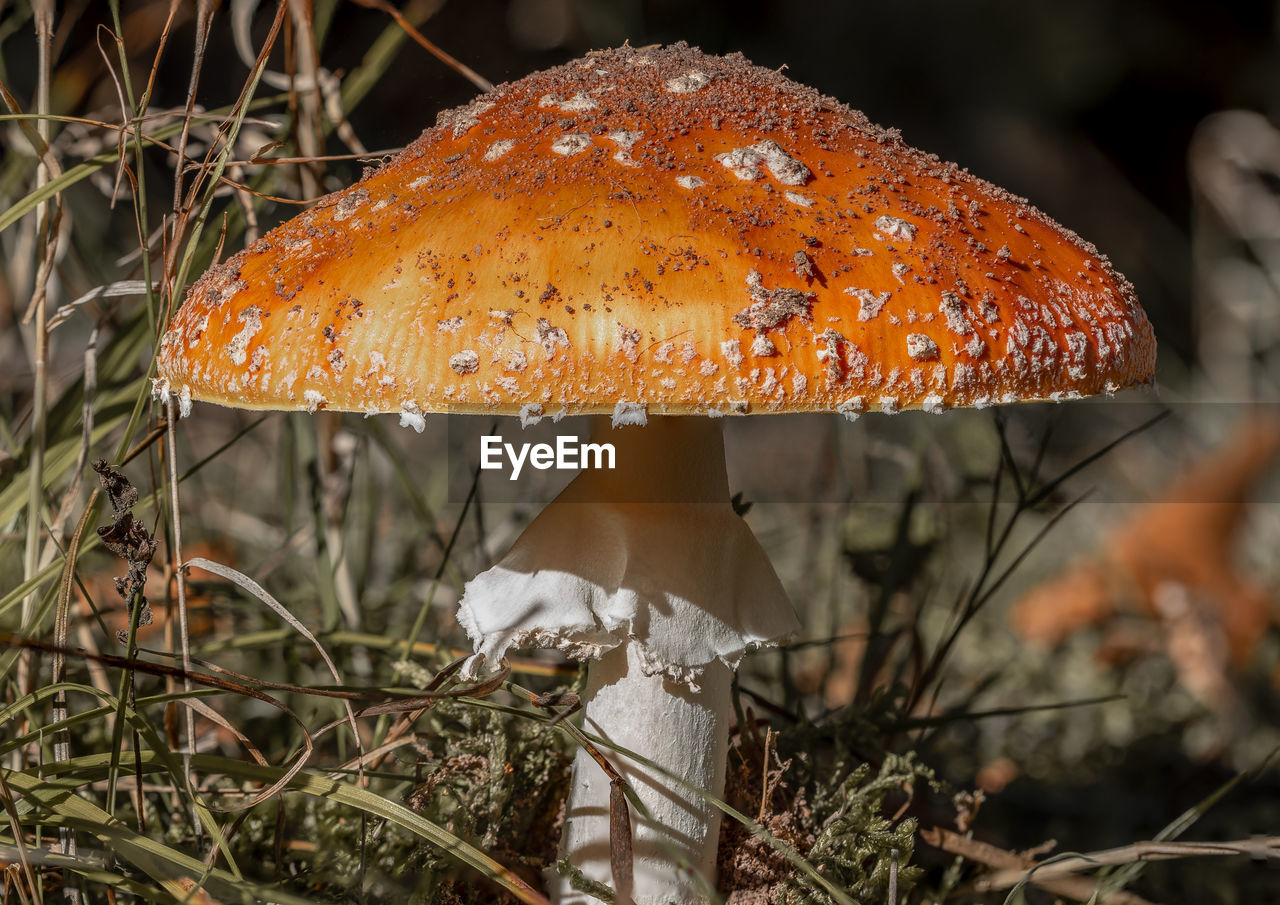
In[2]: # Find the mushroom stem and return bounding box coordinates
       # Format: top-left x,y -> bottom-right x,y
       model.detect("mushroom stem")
547,418 -> 738,905
458,416 -> 798,904
554,642 -> 732,905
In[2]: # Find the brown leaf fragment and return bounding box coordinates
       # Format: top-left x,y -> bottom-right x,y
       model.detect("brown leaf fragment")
97,513 -> 156,565
93,460 -> 157,641
610,780 -> 634,905
93,459 -> 138,518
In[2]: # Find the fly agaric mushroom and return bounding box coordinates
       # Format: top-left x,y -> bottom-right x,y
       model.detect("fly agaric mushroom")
156,44 -> 1155,904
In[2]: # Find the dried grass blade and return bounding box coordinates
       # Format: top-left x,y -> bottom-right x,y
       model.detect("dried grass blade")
183,556 -> 362,752
0,633 -> 317,815
183,557 -> 344,689
353,661 -> 510,717
48,281 -> 149,331
165,401 -> 199,827
171,0 -> 217,213
338,0 -> 438,113
978,836 -> 1280,890
2,764 -> 316,905
608,780 -> 634,905
183,698 -> 270,767
0,772 -> 39,903
169,1 -> 286,299
0,102 -> 285,238
921,827 -> 1157,905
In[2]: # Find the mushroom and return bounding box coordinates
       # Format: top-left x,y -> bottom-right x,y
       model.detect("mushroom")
156,44 -> 1156,904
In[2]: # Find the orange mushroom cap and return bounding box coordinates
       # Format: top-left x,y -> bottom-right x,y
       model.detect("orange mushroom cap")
156,43 -> 1156,420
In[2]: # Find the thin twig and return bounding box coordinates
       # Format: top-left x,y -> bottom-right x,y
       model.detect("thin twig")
172,0 -> 216,217
921,827 -> 1159,905
976,836 -> 1280,890
910,411 -> 1165,711
165,398 -> 199,832
348,0 -> 493,92
16,0 -> 61,716
48,324 -> 96,905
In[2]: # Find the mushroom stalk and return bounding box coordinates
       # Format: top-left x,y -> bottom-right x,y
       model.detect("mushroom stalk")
458,417 -> 798,905
556,641 -> 732,904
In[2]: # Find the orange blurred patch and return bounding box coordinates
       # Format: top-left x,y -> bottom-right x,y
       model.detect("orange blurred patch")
976,757 -> 1019,795
80,540 -> 236,642
1011,415 -> 1279,683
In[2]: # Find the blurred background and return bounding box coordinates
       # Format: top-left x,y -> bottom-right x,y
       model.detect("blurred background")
2,2 -> 1280,903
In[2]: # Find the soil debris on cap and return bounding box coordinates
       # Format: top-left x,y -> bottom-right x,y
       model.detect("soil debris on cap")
734,271 -> 814,332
